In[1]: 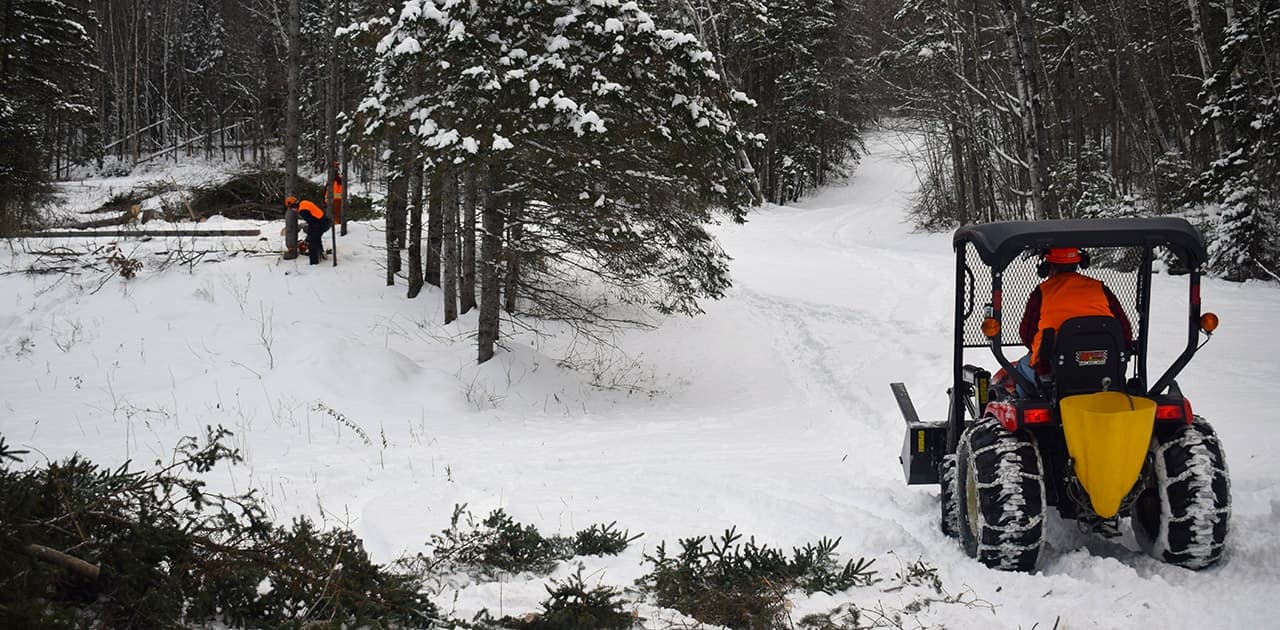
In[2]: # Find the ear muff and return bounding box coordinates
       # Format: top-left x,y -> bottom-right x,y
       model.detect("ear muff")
1037,260 -> 1050,278
1078,249 -> 1091,269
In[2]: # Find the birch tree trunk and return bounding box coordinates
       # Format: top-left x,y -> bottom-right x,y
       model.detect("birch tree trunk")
680,0 -> 763,205
964,0 -> 987,223
948,120 -> 970,227
1000,0 -> 1053,220
1186,0 -> 1226,155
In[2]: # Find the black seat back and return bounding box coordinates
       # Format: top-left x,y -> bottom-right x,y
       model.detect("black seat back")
1045,316 -> 1128,397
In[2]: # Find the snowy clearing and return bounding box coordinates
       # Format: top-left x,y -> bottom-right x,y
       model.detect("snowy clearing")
3,130 -> 1279,628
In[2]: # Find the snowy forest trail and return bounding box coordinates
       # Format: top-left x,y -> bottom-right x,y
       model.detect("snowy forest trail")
686,130 -> 1280,629
2,129 -> 1279,628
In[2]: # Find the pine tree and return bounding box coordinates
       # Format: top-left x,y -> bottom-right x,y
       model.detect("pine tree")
0,0 -> 100,234
1199,0 -> 1280,281
362,0 -> 758,362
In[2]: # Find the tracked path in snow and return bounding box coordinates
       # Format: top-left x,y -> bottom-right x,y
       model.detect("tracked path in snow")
701,128 -> 1280,629
714,130 -> 954,462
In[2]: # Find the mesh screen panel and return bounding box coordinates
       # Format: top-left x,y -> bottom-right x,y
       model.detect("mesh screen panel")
961,245 -> 1145,349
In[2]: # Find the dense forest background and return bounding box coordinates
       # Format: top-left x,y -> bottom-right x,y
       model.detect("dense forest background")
1,0 -> 1277,357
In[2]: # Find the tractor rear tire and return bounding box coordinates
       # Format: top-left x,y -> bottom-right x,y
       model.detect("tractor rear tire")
940,454 -> 960,538
1131,417 -> 1230,569
956,416 -> 1045,571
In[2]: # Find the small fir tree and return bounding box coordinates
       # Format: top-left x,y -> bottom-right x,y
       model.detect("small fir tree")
1197,1 -> 1280,281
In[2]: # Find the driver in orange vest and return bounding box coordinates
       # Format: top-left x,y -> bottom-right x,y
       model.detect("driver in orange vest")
1011,247 -> 1132,393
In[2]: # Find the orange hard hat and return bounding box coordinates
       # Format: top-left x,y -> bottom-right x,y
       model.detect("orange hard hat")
1045,247 -> 1082,264
285,196 -> 298,207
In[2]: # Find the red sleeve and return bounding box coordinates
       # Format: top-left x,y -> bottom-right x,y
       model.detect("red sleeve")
1019,288 -> 1042,348
1103,286 -> 1133,342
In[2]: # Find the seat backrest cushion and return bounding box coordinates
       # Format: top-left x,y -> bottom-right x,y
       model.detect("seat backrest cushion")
1046,316 -> 1127,397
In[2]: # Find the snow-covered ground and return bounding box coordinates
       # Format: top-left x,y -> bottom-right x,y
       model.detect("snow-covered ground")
3,130 -> 1279,628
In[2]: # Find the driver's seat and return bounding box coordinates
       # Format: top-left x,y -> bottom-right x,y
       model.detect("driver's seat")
1042,316 -> 1129,397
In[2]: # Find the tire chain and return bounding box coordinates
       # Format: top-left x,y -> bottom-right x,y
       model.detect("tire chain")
960,417 -> 1046,571
1141,417 -> 1230,569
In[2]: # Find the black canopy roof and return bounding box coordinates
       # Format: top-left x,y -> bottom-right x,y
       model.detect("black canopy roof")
953,218 -> 1207,269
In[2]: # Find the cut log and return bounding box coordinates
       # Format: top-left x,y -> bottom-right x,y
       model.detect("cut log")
25,544 -> 101,580
16,229 -> 263,238
69,210 -> 133,229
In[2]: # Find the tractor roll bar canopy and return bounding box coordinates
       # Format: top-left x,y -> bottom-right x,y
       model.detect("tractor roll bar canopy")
953,218 -> 1207,270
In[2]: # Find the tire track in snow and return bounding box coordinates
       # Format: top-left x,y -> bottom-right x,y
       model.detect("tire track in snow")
737,288 -> 942,440
731,286 -> 963,549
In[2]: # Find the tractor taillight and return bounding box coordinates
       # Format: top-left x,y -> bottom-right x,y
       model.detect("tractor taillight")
1023,408 -> 1052,424
1156,399 -> 1194,424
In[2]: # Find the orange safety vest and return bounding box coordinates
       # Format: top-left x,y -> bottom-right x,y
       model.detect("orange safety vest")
330,179 -> 344,200
298,199 -> 325,220
1030,272 -> 1116,366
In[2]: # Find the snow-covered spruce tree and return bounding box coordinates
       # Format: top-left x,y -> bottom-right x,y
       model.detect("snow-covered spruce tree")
359,0 -> 758,362
0,0 -> 100,234
1051,140 -> 1122,219
1198,1 -> 1280,282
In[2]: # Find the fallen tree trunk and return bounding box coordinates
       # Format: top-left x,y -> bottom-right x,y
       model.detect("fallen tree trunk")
16,229 -> 263,239
25,544 -> 101,580
69,210 -> 133,229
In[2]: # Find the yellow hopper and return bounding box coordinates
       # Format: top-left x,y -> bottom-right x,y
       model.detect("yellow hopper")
1060,392 -> 1157,518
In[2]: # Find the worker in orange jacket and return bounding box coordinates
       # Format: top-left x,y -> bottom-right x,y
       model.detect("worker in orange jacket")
286,196 -> 330,265
1009,247 -> 1132,394
326,162 -> 344,234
